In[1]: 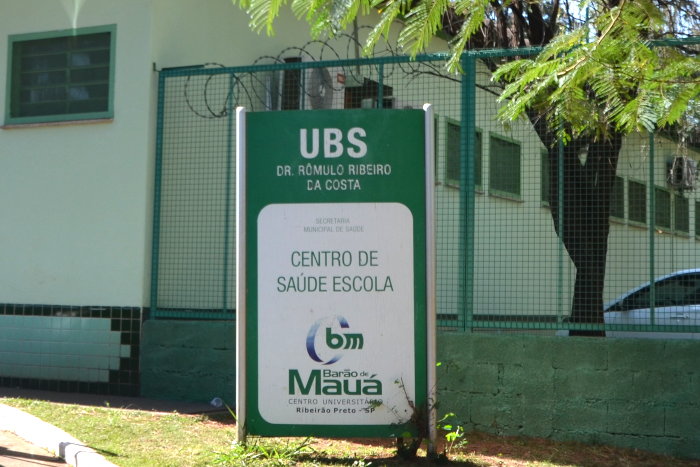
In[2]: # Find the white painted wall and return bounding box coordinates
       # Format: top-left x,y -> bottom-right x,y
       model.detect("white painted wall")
0,0 -> 155,306
149,0 -> 449,69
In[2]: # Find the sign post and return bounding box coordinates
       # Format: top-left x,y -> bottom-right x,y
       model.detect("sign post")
237,107 -> 435,444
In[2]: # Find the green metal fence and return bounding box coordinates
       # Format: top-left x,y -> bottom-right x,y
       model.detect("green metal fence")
151,47 -> 700,337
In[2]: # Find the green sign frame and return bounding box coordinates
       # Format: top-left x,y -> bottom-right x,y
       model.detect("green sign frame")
236,108 -> 436,441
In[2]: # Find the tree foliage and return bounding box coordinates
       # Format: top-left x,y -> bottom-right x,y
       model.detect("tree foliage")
494,1 -> 700,143
232,0 -> 700,330
233,0 -> 700,140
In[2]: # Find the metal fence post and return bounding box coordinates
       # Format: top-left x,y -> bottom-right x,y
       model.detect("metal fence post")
223,72 -> 235,314
461,53 -> 476,332
649,131 -> 655,325
149,71 -> 166,319
378,64 -> 384,108
557,120 -> 564,323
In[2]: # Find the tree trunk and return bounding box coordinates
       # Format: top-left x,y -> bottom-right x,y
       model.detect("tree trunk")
531,116 -> 623,335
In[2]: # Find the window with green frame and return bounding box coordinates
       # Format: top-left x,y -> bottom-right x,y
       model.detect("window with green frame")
489,133 -> 521,198
654,187 -> 672,230
628,180 -> 647,225
445,119 -> 482,189
5,25 -> 116,125
540,149 -> 550,205
696,201 -> 700,237
610,176 -> 625,220
675,194 -> 689,234
652,187 -> 690,234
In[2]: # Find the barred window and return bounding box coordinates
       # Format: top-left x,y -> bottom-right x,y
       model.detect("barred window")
489,134 -> 521,199
5,25 -> 115,124
628,180 -> 647,225
675,195 -> 690,234
445,120 -> 482,189
610,176 -> 625,219
655,188 -> 672,230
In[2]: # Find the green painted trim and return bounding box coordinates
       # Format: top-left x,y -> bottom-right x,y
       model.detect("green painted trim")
244,110 -> 427,438
6,111 -> 114,125
470,320 -> 700,332
4,37 -> 15,123
488,132 -> 522,199
151,311 -> 236,320
7,25 -> 115,43
4,24 -> 117,125
108,24 -> 117,119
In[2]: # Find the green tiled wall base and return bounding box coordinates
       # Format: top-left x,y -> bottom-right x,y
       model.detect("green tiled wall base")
437,333 -> 700,460
141,320 -> 235,405
0,304 -> 140,396
0,316 -> 128,381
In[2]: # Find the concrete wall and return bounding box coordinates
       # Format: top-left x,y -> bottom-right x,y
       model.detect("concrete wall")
140,327 -> 700,459
437,332 -> 700,459
140,320 -> 236,404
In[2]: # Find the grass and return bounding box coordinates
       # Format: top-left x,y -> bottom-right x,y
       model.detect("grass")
2,397 -> 700,467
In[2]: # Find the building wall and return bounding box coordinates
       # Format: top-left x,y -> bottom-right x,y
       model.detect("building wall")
0,0 -> 155,394
0,0 -> 457,395
149,0 -> 449,70
0,0 -> 154,307
437,332 -> 700,459
432,73 -> 700,323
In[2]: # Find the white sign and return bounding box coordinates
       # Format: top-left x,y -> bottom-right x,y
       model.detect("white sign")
257,202 -> 415,425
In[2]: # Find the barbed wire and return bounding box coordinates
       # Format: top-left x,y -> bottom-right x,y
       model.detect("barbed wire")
181,26 -> 502,118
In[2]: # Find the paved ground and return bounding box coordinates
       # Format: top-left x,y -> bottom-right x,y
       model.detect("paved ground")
0,388 -> 222,467
0,430 -> 66,466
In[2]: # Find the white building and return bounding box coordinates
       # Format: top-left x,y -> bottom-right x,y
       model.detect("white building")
1,0 -> 698,401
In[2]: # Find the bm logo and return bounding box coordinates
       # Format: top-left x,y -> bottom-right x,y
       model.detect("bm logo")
306,316 -> 363,365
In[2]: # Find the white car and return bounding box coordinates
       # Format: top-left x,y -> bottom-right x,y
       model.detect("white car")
557,269 -> 700,339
